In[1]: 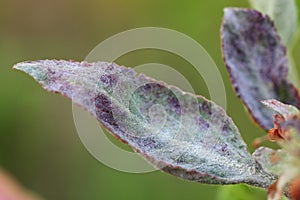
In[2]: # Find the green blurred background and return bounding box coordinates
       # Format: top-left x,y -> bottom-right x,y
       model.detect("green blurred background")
1,0 -> 300,199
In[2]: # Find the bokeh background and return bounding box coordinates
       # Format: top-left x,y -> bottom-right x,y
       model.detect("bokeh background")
1,0 -> 300,199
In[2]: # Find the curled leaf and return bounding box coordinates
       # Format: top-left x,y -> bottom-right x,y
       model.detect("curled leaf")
262,99 -> 300,141
261,99 -> 299,119
222,8 -> 300,131
14,60 -> 275,187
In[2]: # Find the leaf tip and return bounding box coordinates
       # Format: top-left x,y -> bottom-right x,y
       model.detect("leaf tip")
13,61 -> 27,71
13,61 -> 50,84
13,61 -> 37,73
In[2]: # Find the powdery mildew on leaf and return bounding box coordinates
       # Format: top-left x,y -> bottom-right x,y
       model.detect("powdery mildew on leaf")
14,60 -> 275,187
261,99 -> 299,119
222,8 -> 300,131
248,0 -> 300,89
249,0 -> 298,46
255,100 -> 300,200
253,147 -> 286,176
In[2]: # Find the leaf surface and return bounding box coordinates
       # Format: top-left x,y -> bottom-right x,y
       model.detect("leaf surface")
249,0 -> 298,46
14,60 -> 275,187
261,99 -> 299,119
222,8 -> 300,131
253,147 -> 286,176
249,0 -> 300,87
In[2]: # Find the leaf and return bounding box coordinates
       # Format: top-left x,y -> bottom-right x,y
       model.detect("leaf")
253,147 -> 286,176
14,60 -> 276,188
249,0 -> 298,46
261,100 -> 300,141
221,8 -> 300,131
249,0 -> 300,88
254,147 -> 299,200
261,99 -> 299,119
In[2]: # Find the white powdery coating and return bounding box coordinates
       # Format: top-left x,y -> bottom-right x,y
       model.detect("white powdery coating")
14,59 -> 276,187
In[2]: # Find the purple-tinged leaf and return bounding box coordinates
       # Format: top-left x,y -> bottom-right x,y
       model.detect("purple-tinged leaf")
249,0 -> 300,88
222,8 -> 300,131
14,60 -> 275,188
249,0 -> 299,46
261,99 -> 299,119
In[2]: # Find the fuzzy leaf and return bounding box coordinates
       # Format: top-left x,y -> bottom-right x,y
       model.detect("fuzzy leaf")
249,0 -> 300,88
261,99 -> 300,119
222,8 -> 300,131
249,0 -> 298,46
253,147 -> 286,176
14,60 -> 275,187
